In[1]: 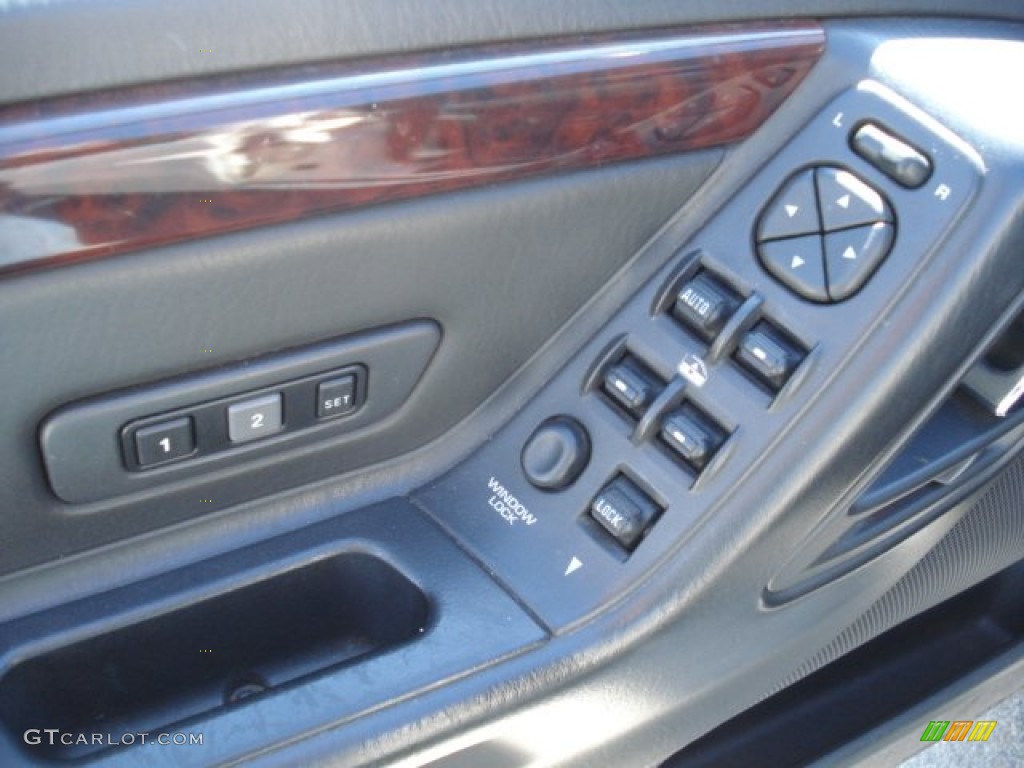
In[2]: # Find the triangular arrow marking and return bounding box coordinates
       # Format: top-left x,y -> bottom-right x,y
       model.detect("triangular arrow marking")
790,255 -> 805,269
837,194 -> 851,209
565,556 -> 583,576
842,246 -> 858,260
785,204 -> 799,218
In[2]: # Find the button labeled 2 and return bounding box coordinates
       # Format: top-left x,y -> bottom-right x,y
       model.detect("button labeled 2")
227,394 -> 283,443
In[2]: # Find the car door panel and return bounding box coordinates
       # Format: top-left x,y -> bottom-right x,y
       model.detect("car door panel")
1,4 -> 1023,768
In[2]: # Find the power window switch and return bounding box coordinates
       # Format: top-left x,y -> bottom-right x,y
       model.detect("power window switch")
735,323 -> 805,391
672,273 -> 742,341
660,405 -> 726,471
134,417 -> 196,468
602,358 -> 661,418
317,374 -> 357,419
589,476 -> 661,552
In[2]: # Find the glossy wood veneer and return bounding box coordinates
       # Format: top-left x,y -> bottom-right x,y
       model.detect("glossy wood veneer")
0,23 -> 824,275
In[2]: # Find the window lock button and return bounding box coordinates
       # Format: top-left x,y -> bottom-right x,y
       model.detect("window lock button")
589,476 -> 662,552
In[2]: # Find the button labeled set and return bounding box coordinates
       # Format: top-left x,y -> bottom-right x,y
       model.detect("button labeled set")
122,367 -> 365,471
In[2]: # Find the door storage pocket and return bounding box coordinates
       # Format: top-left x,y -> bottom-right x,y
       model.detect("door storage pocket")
0,552 -> 429,760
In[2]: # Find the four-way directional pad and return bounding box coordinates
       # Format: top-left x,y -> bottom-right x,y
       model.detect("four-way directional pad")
755,166 -> 895,302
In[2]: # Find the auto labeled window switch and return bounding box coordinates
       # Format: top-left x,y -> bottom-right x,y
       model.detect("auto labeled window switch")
735,323 -> 805,391
602,357 -> 662,418
134,417 -> 196,468
589,475 -> 662,552
672,272 -> 742,342
317,374 -> 357,419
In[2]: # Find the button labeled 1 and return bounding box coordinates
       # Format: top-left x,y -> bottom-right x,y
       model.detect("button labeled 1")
227,394 -> 283,443
134,417 -> 195,467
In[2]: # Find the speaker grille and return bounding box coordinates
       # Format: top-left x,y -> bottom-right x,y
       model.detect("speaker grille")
770,451 -> 1024,695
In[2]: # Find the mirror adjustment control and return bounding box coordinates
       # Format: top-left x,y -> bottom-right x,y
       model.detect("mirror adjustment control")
757,235 -> 828,302
735,323 -> 805,391
815,166 -> 893,232
660,404 -> 726,471
756,166 -> 895,301
851,122 -> 932,189
589,475 -> 662,552
602,358 -> 662,418
756,169 -> 820,241
521,416 -> 591,491
824,222 -> 896,301
672,272 -> 742,342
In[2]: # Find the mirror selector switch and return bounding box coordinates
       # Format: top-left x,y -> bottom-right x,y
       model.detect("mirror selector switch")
851,122 -> 932,189
672,272 -> 742,342
589,475 -> 662,552
602,357 -> 662,418
660,404 -> 726,472
521,416 -> 591,491
735,323 -> 805,391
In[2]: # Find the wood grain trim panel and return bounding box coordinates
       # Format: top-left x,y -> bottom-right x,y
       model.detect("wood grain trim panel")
0,23 -> 824,275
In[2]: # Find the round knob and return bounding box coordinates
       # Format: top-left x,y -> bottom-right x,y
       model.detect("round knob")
521,416 -> 591,491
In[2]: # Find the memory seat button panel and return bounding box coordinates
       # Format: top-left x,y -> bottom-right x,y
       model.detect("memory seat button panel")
40,321 -> 441,503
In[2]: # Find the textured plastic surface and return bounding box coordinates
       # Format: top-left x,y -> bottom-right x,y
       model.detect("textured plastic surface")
40,321 -> 439,504
774,450 -> 1024,694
